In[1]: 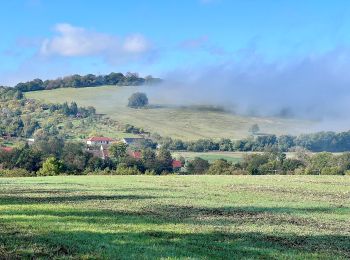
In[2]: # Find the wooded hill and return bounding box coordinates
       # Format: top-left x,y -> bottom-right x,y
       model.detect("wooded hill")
11,72 -> 161,92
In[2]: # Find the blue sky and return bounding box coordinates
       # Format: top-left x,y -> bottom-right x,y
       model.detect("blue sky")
1,0 -> 350,85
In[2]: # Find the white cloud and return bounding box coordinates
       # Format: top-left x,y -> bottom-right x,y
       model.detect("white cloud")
40,23 -> 153,63
123,34 -> 151,53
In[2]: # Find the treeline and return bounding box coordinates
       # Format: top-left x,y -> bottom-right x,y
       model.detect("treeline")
155,131 -> 350,153
185,151 -> 350,175
2,141 -> 349,176
46,102 -> 96,117
14,72 -> 162,92
0,137 -> 176,177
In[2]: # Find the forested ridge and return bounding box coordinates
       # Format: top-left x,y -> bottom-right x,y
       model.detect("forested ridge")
11,72 -> 161,92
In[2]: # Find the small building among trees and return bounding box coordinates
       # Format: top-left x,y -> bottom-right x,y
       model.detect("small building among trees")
172,160 -> 183,170
86,137 -> 114,146
129,150 -> 142,159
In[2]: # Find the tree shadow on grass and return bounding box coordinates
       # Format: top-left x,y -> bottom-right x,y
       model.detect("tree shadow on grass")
0,197 -> 349,227
0,187 -> 169,195
0,194 -> 157,205
0,225 -> 349,259
0,193 -> 349,259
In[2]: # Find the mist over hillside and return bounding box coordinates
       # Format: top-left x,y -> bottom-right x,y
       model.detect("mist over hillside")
146,47 -> 350,132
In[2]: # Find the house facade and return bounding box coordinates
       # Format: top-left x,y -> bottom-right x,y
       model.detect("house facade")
86,137 -> 114,146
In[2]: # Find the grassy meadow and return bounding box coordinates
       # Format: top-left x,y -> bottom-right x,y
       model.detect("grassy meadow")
26,86 -> 314,140
0,175 -> 349,259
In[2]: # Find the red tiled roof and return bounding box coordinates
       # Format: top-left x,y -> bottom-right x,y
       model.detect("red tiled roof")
87,137 -> 113,142
172,160 -> 182,168
130,151 -> 142,159
1,147 -> 13,152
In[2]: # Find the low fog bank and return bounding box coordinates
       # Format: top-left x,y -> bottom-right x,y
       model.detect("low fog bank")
145,48 -> 350,132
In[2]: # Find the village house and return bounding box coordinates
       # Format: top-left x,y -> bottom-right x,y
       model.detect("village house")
129,150 -> 142,159
86,136 -> 114,146
172,160 -> 183,171
1,147 -> 13,153
27,138 -> 35,145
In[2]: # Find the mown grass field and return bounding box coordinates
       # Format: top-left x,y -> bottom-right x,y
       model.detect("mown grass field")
0,175 -> 349,259
26,86 -> 314,140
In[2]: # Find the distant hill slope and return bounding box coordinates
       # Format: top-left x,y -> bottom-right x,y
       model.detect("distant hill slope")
26,86 -> 315,140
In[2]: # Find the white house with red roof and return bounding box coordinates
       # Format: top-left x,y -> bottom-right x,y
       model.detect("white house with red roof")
86,136 -> 114,146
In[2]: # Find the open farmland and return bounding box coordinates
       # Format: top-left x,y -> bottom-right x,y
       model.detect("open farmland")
26,86 -> 315,140
0,175 -> 349,259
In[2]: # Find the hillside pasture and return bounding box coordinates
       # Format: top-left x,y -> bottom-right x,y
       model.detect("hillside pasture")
0,175 -> 349,259
26,86 -> 315,140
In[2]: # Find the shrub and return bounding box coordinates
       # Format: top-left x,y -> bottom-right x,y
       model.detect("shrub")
304,167 -> 320,175
114,165 -> 142,175
186,157 -> 209,174
37,157 -> 63,176
87,169 -> 112,175
0,168 -> 35,177
160,170 -> 171,175
293,167 -> 306,175
206,159 -> 235,175
320,166 -> 343,175
145,169 -> 157,175
249,124 -> 260,135
128,92 -> 148,108
230,169 -> 250,175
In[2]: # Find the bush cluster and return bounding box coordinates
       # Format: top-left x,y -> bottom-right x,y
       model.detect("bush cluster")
185,151 -> 350,175
154,131 -> 350,153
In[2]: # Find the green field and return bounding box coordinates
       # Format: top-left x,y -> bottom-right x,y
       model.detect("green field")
26,86 -> 315,140
0,175 -> 349,259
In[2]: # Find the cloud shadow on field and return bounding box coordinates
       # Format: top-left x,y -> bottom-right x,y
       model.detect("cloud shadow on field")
0,194 -> 157,205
